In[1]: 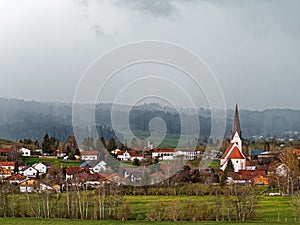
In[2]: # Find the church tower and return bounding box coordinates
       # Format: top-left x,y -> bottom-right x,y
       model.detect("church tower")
220,104 -> 246,172
231,104 -> 242,140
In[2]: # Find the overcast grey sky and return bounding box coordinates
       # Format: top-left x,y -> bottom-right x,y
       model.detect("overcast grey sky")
0,0 -> 299,110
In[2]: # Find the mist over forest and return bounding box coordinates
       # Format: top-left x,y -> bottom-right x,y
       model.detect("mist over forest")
0,98 -> 299,143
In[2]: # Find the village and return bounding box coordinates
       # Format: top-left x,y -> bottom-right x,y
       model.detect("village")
0,105 -> 299,195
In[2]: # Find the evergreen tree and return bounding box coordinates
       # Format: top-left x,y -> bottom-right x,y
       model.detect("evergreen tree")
226,159 -> 234,172
132,158 -> 140,166
220,159 -> 234,187
42,133 -> 51,154
107,138 -> 117,152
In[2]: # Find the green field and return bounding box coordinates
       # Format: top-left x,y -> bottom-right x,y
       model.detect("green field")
0,195 -> 298,224
123,130 -> 198,148
0,218 -> 296,225
22,156 -> 81,167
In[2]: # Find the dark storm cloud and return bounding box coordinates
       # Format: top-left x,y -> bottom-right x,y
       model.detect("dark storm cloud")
112,0 -> 178,18
0,0 -> 299,109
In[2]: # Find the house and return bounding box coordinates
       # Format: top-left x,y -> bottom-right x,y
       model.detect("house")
83,174 -> 106,187
249,149 -> 264,160
123,167 -> 145,183
253,175 -> 269,185
88,160 -> 107,173
220,104 -> 246,172
152,149 -> 175,160
65,167 -> 90,181
257,151 -> 277,164
52,184 -> 61,192
19,179 -> 36,193
0,161 -> 15,171
20,147 -> 31,156
55,149 -> 67,158
291,149 -> 300,160
80,151 -> 99,161
20,166 -> 38,178
0,168 -> 12,179
32,162 -> 47,174
117,150 -> 143,161
39,183 -> 53,192
176,150 -> 200,160
5,174 -> 27,184
227,170 -> 268,185
245,161 -> 257,171
150,172 -> 166,185
0,148 -> 10,158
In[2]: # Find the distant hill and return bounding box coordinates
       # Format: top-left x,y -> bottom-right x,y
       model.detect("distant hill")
0,138 -> 16,146
0,98 -> 299,143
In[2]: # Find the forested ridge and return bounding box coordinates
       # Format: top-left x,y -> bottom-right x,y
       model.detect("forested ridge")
0,98 -> 299,142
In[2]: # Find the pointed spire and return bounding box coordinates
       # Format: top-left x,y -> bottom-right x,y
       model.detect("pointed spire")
231,104 -> 242,140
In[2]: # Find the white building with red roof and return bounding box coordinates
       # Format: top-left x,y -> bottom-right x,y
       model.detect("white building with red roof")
117,150 -> 143,161
80,151 -> 99,161
0,161 -> 15,171
152,149 -> 176,160
220,104 -> 246,172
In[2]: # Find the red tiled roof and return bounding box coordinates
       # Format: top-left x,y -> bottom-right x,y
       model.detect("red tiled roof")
229,147 -> 245,159
6,174 -> 26,181
238,170 -> 266,180
153,149 -> 175,153
117,151 -> 125,155
117,150 -> 143,157
0,168 -> 12,175
66,167 -> 90,175
228,170 -> 267,181
0,162 -> 15,167
80,151 -> 98,156
221,143 -> 234,159
292,149 -> 300,156
129,152 -> 143,157
0,148 -> 10,153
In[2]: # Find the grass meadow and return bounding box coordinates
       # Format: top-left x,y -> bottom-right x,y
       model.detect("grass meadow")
22,156 -> 81,167
0,195 -> 298,225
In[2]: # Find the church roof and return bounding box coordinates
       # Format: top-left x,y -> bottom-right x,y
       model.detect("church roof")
221,143 -> 234,159
231,104 -> 242,139
221,144 -> 245,160
229,146 -> 245,159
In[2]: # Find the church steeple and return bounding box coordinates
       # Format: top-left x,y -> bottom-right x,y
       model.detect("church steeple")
231,104 -> 242,140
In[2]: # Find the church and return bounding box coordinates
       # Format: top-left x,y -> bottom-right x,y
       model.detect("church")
220,104 -> 246,172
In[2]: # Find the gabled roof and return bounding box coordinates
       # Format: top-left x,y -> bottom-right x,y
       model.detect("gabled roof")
66,167 -> 90,175
229,146 -> 245,159
80,151 -> 99,156
0,148 -> 10,153
117,150 -> 143,157
5,174 -> 26,181
22,166 -> 38,172
221,143 -> 234,159
0,168 -> 12,175
89,160 -> 107,168
32,162 -> 46,167
228,170 -> 267,181
0,161 -> 15,167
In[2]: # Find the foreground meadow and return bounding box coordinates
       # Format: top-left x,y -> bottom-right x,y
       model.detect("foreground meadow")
0,218 -> 296,225
0,195 -> 298,224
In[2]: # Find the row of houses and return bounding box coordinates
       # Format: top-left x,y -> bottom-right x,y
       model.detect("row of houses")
0,161 -> 59,192
116,149 -> 200,161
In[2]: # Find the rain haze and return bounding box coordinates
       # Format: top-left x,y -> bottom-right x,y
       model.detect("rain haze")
0,0 -> 299,110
